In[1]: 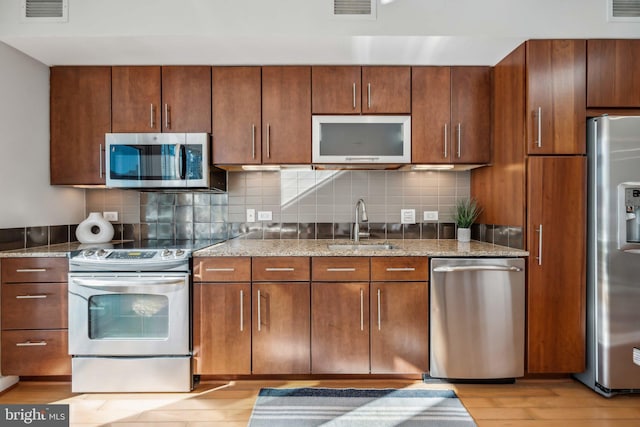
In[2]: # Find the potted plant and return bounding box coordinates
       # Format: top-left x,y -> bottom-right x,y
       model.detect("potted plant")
454,197 -> 481,242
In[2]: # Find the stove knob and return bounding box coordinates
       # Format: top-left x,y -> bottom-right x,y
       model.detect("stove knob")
161,249 -> 172,257
84,249 -> 95,257
96,249 -> 107,258
175,249 -> 185,257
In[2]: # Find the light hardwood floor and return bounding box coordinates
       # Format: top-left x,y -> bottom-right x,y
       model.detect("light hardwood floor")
1,379 -> 639,426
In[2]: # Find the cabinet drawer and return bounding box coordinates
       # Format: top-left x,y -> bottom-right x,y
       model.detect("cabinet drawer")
2,283 -> 68,330
252,257 -> 310,282
1,258 -> 68,283
1,329 -> 71,376
194,257 -> 251,282
371,257 -> 429,282
312,257 -> 370,282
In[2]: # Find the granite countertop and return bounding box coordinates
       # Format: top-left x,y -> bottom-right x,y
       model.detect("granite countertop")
193,238 -> 528,257
0,242 -> 81,258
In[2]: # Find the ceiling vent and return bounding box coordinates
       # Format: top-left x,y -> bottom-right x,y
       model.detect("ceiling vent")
609,0 -> 640,21
332,0 -> 376,19
22,0 -> 68,22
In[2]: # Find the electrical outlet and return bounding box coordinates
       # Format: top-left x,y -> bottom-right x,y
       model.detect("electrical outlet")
103,211 -> 118,222
424,211 -> 439,221
258,211 -> 272,221
246,209 -> 256,223
401,209 -> 416,224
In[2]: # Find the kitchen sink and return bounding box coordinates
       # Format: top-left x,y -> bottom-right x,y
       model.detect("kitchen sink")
327,243 -> 398,251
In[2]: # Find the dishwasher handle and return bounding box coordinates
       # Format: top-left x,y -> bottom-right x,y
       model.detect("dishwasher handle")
433,265 -> 523,273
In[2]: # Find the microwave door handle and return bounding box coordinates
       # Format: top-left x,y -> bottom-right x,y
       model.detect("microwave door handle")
180,145 -> 187,179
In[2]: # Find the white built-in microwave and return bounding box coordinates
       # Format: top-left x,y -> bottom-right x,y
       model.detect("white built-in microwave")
312,115 -> 411,164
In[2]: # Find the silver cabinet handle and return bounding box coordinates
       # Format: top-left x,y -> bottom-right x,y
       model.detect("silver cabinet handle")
326,267 -> 356,272
443,123 -> 448,159
150,103 -> 155,129
251,124 -> 256,159
99,143 -> 103,178
257,289 -> 262,332
16,269 -> 47,273
352,82 -> 357,109
457,123 -> 462,158
377,288 -> 381,331
16,295 -> 47,299
385,267 -> 416,272
164,103 -> 170,130
536,107 -> 542,148
240,289 -> 244,332
205,267 -> 235,272
537,224 -> 543,266
367,83 -> 371,109
16,341 -> 47,347
265,267 -> 295,272
360,288 -> 364,331
266,123 -> 271,158
434,265 -> 523,273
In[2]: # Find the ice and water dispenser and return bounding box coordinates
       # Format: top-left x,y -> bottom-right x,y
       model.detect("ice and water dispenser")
619,184 -> 640,248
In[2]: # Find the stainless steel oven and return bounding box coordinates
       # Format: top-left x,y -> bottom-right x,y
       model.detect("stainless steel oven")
68,247 -> 192,392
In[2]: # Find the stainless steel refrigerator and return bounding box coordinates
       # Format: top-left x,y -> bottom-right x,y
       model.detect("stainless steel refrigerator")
575,116 -> 640,396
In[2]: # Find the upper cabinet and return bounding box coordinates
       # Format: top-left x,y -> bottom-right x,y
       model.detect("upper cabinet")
311,66 -> 410,114
112,66 -> 211,133
412,66 -> 492,164
50,66 -> 111,185
526,40 -> 586,155
587,39 -> 640,108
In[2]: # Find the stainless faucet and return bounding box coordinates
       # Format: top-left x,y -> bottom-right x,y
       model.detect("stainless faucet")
353,198 -> 369,243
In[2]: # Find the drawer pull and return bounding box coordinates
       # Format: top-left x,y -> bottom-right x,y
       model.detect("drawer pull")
15,268 -> 47,273
16,341 -> 47,347
326,268 -> 356,272
16,295 -> 48,299
205,267 -> 235,272
385,267 -> 416,272
265,267 -> 295,272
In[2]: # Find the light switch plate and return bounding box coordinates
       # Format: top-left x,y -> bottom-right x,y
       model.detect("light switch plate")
401,209 -> 416,224
258,211 -> 272,221
424,211 -> 439,221
103,211 -> 118,222
246,209 -> 256,223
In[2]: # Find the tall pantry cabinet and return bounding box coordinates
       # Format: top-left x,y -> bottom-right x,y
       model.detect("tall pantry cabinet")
472,40 -> 587,374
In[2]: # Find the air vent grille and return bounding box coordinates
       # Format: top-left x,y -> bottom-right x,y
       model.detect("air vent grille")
333,0 -> 376,18
22,0 -> 68,21
610,0 -> 640,20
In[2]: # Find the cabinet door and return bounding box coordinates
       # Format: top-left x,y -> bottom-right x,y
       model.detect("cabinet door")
311,282 -> 370,373
2,283 -> 68,330
370,282 -> 428,374
361,66 -> 411,114
112,66 -> 161,132
587,39 -> 640,108
527,156 -> 586,373
526,40 -> 586,155
1,330 -> 71,376
252,282 -> 310,374
262,66 -> 311,164
194,282 -> 251,375
50,66 -> 111,185
312,66 -> 361,114
411,66 -> 451,163
450,66 -> 492,164
161,66 -> 211,133
212,67 -> 262,164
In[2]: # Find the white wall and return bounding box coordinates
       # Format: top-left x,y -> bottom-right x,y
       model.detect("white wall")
0,41 -> 84,229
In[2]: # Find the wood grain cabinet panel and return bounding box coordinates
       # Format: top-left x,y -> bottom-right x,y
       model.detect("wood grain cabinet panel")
50,66 -> 111,185
161,66 -> 211,132
361,66 -> 411,113
587,39 -> 640,108
1,330 -> 71,376
312,257 -> 370,282
312,66 -> 362,114
1,257 -> 68,283
112,66 -> 161,132
252,257 -> 310,282
193,257 -> 251,282
2,283 -> 68,330
371,257 -> 428,282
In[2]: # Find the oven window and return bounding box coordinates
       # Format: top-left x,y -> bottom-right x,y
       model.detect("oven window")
88,294 -> 169,339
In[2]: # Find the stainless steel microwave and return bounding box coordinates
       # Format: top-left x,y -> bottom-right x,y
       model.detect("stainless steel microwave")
312,115 -> 411,164
105,133 -> 226,190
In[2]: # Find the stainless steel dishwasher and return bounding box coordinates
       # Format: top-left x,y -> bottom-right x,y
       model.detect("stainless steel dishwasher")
430,258 -> 525,380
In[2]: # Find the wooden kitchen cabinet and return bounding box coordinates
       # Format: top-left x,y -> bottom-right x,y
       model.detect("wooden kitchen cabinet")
587,39 -> 640,108
212,67 -> 262,164
527,156 -> 586,373
311,66 -> 410,114
251,257 -> 310,374
262,66 -> 311,164
0,258 -> 71,376
112,66 -> 211,133
50,66 -> 111,185
526,40 -> 586,155
412,66 -> 492,164
193,257 -> 251,375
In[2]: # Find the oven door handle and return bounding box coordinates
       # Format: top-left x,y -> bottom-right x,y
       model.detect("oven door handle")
69,276 -> 187,293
